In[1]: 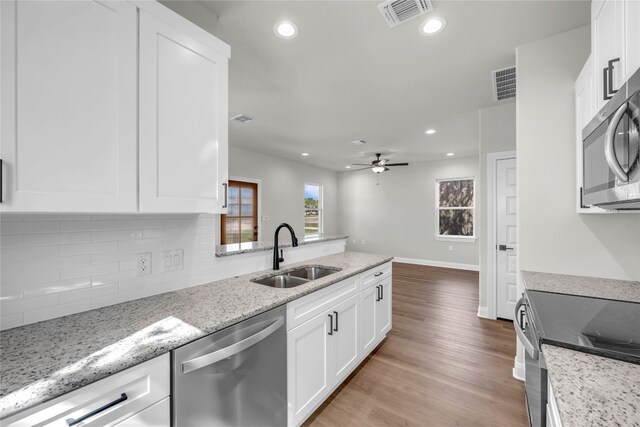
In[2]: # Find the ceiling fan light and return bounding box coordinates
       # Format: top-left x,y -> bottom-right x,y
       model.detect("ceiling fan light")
371,166 -> 386,173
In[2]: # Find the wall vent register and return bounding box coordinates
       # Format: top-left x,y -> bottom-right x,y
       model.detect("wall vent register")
492,66 -> 517,101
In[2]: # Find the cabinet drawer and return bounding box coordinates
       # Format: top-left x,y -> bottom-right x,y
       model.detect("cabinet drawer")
287,276 -> 358,331
361,262 -> 392,290
2,354 -> 170,427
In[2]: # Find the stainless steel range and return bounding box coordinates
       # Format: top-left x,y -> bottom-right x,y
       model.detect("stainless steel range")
514,291 -> 640,427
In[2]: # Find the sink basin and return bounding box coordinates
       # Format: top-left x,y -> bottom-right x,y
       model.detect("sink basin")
288,266 -> 338,281
253,274 -> 310,289
251,266 -> 341,289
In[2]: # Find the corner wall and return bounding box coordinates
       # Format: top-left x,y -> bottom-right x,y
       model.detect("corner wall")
337,157 -> 479,269
478,103 -> 516,312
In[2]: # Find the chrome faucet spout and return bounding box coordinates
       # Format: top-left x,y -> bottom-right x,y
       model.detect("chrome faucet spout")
273,223 -> 299,270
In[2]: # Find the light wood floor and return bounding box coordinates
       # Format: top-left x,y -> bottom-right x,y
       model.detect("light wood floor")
303,262 -> 528,427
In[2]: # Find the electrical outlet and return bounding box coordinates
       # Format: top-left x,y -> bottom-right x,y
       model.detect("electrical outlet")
448,245 -> 454,251
163,249 -> 184,272
136,252 -> 152,276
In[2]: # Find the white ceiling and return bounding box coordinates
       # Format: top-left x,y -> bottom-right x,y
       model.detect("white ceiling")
197,1 -> 589,171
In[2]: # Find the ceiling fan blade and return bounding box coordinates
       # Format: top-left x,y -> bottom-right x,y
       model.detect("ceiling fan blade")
352,166 -> 372,171
385,163 -> 409,167
351,163 -> 372,166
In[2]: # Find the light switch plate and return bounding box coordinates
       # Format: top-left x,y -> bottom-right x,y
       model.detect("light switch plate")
162,249 -> 184,272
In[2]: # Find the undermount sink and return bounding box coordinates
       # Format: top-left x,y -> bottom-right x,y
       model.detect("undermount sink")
252,266 -> 341,289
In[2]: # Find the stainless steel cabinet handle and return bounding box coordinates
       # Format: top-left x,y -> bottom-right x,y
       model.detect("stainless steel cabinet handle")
604,102 -> 630,182
182,317 -> 284,374
513,298 -> 539,360
222,182 -> 228,208
66,393 -> 128,426
328,314 -> 334,336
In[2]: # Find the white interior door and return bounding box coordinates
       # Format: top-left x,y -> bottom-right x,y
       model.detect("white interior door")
496,158 -> 518,320
0,0 -> 137,212
138,10 -> 228,213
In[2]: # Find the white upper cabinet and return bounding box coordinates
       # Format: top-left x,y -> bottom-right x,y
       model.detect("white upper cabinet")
139,9 -> 229,213
0,0 -> 138,212
592,0 -> 625,111
592,0 -> 640,112
0,1 -> 229,213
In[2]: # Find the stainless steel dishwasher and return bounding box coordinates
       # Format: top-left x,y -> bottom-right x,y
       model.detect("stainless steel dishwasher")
172,305 -> 287,426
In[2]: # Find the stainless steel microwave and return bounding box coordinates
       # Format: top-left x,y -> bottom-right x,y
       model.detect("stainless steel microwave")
582,67 -> 640,210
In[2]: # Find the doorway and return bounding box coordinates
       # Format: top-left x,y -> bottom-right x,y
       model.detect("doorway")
220,180 -> 259,245
487,151 -> 517,320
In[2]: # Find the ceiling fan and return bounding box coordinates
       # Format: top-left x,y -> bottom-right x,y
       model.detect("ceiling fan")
351,153 -> 409,173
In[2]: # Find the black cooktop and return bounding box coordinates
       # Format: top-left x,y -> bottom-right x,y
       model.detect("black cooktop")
526,290 -> 640,364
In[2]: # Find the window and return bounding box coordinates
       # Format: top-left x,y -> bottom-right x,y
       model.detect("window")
304,183 -> 322,236
435,178 -> 475,241
221,180 -> 258,245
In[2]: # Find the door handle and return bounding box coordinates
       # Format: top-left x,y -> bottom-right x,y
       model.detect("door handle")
222,182 -> 228,208
181,317 -> 284,374
603,58 -> 620,100
328,314 -> 334,335
604,102 -> 630,182
498,245 -> 515,251
333,311 -> 339,332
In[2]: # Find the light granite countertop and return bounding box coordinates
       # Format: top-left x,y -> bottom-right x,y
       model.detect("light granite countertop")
543,344 -> 640,427
521,270 -> 640,303
0,251 -> 392,419
215,234 -> 348,257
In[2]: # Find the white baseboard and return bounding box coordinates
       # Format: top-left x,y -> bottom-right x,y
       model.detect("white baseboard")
477,306 -> 491,319
394,257 -> 479,272
512,356 -> 525,381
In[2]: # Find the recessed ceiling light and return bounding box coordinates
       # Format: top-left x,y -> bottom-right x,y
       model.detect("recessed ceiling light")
274,21 -> 298,39
425,129 -> 437,135
345,165 -> 352,169
446,152 -> 455,157
301,153 -> 309,156
420,17 -> 446,35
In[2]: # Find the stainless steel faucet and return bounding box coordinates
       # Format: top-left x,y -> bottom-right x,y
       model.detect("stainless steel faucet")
273,223 -> 299,270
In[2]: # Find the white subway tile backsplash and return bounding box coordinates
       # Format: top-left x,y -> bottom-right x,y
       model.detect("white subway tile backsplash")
0,213 -> 344,330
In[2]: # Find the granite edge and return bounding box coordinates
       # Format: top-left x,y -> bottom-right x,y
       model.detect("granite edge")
214,235 -> 349,257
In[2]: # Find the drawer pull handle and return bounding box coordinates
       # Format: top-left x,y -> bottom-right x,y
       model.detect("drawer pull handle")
333,310 -> 339,332
374,272 -> 383,277
376,285 -> 381,302
328,314 -> 334,335
66,393 -> 128,426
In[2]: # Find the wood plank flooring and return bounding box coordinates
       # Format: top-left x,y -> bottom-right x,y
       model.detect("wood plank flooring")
303,262 -> 528,427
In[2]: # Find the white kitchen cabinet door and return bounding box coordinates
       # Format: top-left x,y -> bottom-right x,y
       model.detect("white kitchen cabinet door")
0,0 -> 137,212
358,284 -> 378,358
287,312 -> 332,427
330,295 -> 359,384
592,0 -> 626,111
139,10 -> 229,213
114,397 -> 170,427
375,278 -> 392,338
625,0 -> 640,80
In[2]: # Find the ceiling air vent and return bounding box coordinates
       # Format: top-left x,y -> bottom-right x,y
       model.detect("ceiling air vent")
492,66 -> 516,101
230,114 -> 256,124
378,0 -> 434,28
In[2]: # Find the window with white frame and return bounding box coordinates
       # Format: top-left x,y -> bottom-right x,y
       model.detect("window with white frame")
304,183 -> 322,236
435,178 -> 475,240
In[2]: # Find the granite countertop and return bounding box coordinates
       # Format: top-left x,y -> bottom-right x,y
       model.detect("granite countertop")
214,234 -> 349,257
521,270 -> 640,303
0,251 -> 392,419
542,344 -> 640,427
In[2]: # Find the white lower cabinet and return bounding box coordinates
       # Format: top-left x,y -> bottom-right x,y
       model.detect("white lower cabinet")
2,354 -> 170,427
546,380 -> 563,427
287,263 -> 393,427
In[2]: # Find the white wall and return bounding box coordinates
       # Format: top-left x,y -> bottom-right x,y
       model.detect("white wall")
517,25 -> 640,284
337,157 -> 479,268
229,146 -> 339,240
478,103 -> 516,310
0,213 -> 345,330
158,1 -> 218,35
515,25 -> 640,373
